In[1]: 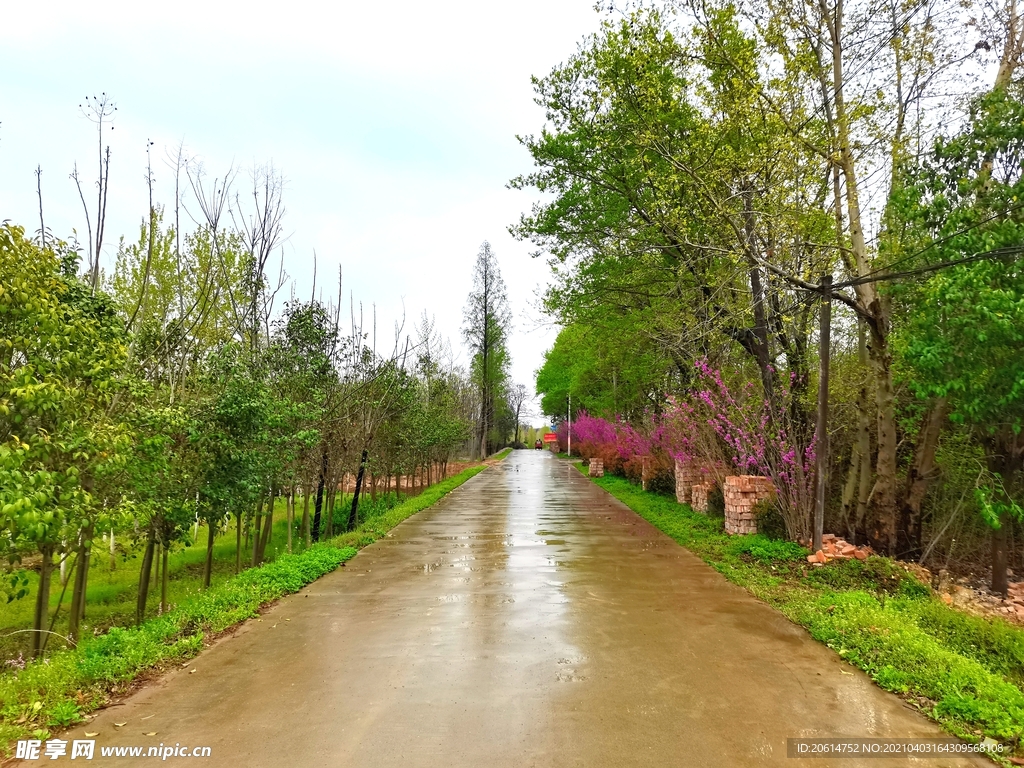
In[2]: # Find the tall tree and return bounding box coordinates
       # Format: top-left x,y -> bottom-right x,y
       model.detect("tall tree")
462,242 -> 512,458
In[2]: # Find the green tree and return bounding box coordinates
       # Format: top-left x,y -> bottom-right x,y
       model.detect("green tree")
0,225 -> 129,654
462,242 -> 512,458
893,84 -> 1024,593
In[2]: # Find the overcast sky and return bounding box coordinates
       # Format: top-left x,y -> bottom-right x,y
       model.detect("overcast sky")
1,0 -> 604,424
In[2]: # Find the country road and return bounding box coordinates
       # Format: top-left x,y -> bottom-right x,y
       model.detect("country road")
70,451 -> 990,767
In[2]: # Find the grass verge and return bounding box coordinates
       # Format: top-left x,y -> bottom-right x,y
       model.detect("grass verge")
585,470 -> 1024,760
0,463 -> 487,753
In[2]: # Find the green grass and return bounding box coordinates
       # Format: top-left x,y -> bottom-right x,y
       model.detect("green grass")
0,463 -> 487,754
588,472 -> 1024,757
0,487 -> 445,662
492,447 -> 513,460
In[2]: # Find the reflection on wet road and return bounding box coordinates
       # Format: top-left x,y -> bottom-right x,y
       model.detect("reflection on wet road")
76,451 -> 990,767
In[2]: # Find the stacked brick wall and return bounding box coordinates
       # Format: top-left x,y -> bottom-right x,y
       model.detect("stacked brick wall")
723,475 -> 775,535
675,460 -> 702,505
691,482 -> 713,513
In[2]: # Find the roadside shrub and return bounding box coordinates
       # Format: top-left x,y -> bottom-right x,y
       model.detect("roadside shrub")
806,557 -> 930,599
753,497 -> 787,540
707,486 -> 725,517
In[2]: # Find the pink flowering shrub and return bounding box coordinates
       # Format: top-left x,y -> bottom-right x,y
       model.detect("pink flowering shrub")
562,360 -> 815,539
667,360 -> 816,538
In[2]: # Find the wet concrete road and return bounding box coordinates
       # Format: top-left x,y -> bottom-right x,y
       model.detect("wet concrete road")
76,451 -> 990,767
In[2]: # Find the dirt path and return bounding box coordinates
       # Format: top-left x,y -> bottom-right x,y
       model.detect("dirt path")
70,451 -> 990,767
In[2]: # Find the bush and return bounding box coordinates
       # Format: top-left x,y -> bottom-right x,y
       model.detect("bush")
806,558 -> 930,599
707,486 -> 725,517
753,497 -> 787,540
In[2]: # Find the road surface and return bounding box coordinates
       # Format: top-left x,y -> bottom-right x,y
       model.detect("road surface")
72,451 -> 990,766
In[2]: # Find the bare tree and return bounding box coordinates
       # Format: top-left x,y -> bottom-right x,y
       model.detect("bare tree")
71,93 -> 116,293
508,383 -> 529,446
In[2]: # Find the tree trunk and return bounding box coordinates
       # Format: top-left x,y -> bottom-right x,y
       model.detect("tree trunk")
302,484 -> 311,547
825,7 -> 900,556
32,545 -> 54,658
251,492 -> 265,567
136,525 -> 156,625
988,434 -> 1021,595
154,541 -> 162,611
312,448 -> 328,543
348,449 -> 369,532
160,544 -> 169,613
865,322 -> 899,554
203,520 -> 216,588
287,488 -> 294,554
993,511 -> 1010,597
742,184 -> 775,402
324,483 -> 336,539
257,506 -> 273,564
235,512 -> 243,574
67,524 -> 93,645
898,398 -> 948,559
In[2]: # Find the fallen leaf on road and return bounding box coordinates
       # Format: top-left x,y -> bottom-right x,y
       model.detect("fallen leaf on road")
141,715 -> 154,720
84,732 -> 98,738
841,671 -> 853,675
145,732 -> 157,737
114,723 -> 126,728
189,668 -> 197,674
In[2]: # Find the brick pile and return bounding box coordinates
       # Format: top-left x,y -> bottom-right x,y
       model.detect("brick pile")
588,458 -> 604,477
804,533 -> 873,564
723,475 -> 775,535
674,460 -> 702,505
691,482 -> 713,513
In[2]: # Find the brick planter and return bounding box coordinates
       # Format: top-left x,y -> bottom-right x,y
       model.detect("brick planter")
588,458 -> 604,477
675,460 -> 703,505
691,482 -> 713,513
724,475 -> 775,535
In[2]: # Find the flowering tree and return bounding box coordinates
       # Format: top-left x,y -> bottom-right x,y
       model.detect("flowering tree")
564,360 -> 815,540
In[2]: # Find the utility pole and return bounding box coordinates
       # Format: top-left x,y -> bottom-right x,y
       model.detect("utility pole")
813,275 -> 832,553
567,392 -> 572,457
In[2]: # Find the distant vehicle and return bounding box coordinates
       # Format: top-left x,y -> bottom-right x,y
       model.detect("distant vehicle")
534,440 -> 543,449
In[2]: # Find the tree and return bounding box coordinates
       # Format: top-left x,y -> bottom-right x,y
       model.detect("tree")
71,94 -> 116,293
893,83 -> 1024,593
507,384 -> 529,446
462,242 -> 512,458
0,225 -> 129,653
